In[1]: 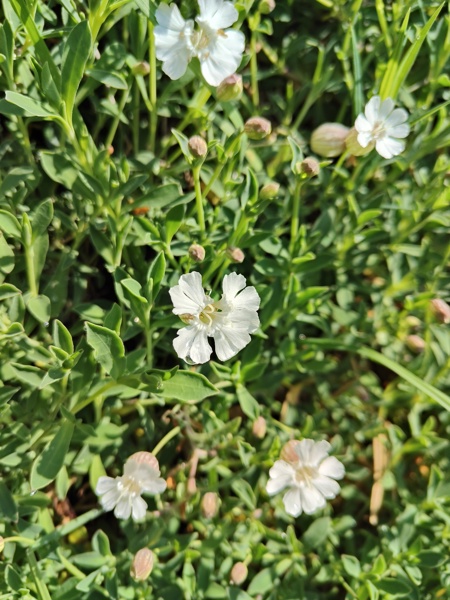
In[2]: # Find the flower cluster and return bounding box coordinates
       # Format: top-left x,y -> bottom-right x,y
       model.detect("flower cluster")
169,271 -> 260,364
96,452 -> 166,521
266,439 -> 345,517
154,0 -> 245,86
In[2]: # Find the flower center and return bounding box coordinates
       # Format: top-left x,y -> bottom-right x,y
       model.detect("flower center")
371,121 -> 386,140
119,475 -> 142,497
199,303 -> 218,325
294,465 -> 317,486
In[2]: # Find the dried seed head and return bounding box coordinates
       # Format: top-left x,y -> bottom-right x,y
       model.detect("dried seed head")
299,157 -> 320,177
230,562 -> 248,585
226,247 -> 245,263
130,548 -> 154,581
260,182 -> 280,200
188,136 -> 208,158
188,244 -> 206,262
244,117 -> 272,140
201,492 -> 219,518
127,452 -> 159,471
217,74 -> 243,102
310,123 -> 350,157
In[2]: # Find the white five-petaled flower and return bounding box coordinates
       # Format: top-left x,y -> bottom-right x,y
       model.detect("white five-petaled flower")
96,452 -> 167,522
354,96 -> 410,159
154,1 -> 245,86
169,271 -> 260,364
266,439 -> 345,518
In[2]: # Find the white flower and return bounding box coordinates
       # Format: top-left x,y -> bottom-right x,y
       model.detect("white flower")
154,1 -> 245,86
354,96 -> 410,159
266,439 -> 345,517
169,271 -> 260,364
96,452 -> 167,521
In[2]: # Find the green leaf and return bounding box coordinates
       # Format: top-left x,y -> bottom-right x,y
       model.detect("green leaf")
160,371 -> 218,402
147,251 -> 166,302
341,554 -> 361,578
85,322 -> 125,379
0,386 -> 19,407
165,204 -> 185,243
231,479 -> 256,510
87,68 -> 128,89
53,320 -> 74,355
0,283 -> 21,300
32,200 -> 54,239
27,295 -> 51,323
236,385 -> 260,420
0,233 -> 14,275
303,516 -> 331,549
247,568 -> 274,595
134,0 -> 156,19
0,481 -> 18,522
0,209 -> 21,238
375,578 -> 411,596
4,91 -> 55,117
30,420 -> 75,490
61,20 -> 92,125
40,152 -> 79,188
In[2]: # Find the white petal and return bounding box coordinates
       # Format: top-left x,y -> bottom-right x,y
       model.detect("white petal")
376,136 -> 405,159
364,96 -> 381,125
142,476 -> 167,495
197,0 -> 238,29
354,114 -> 372,134
200,30 -> 245,86
222,272 -> 247,299
384,107 -> 409,128
312,475 -> 341,499
131,496 -> 148,522
357,130 -> 374,148
160,51 -> 191,80
98,484 -> 121,512
299,486 -> 326,515
388,123 -> 410,139
266,461 -> 295,495
213,325 -> 251,361
170,271 -> 207,315
309,440 -> 331,466
318,456 -> 345,480
173,325 -> 213,364
96,476 -> 117,495
114,495 -> 132,520
295,439 -> 315,464
155,3 -> 186,32
378,97 -> 395,121
283,488 -> 303,517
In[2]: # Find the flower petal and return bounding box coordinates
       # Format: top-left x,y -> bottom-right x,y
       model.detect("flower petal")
376,136 -> 405,159
222,272 -> 247,299
354,114 -> 372,134
114,495 -> 132,520
173,326 -> 213,364
170,271 -> 208,314
309,440 -> 331,466
364,96 -> 381,125
96,476 -> 117,495
197,0 -> 239,30
299,485 -> 327,515
388,123 -> 410,139
357,130 -> 374,148
318,456 -> 345,480
283,487 -> 303,517
199,30 -> 245,86
313,474 -> 341,499
155,3 -> 186,32
266,460 -> 295,495
213,324 -> 251,361
378,97 -> 395,121
131,496 -> 148,522
384,107 -> 409,129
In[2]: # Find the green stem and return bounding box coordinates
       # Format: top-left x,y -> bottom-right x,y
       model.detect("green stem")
250,32 -> 259,107
24,242 -> 38,297
152,426 -> 181,456
148,19 -> 158,154
106,87 -> 131,149
289,180 -> 302,255
192,165 -> 206,236
71,380 -> 118,414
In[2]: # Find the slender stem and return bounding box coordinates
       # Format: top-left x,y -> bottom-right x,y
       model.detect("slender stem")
145,309 -> 153,368
192,165 -> 206,236
152,426 -> 181,456
289,180 -> 302,255
148,19 -> 158,154
250,33 -> 260,107
106,87 -> 130,149
24,245 -> 38,296
71,381 -> 118,414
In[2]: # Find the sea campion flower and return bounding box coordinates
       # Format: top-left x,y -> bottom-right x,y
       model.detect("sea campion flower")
96,452 -> 167,521
154,1 -> 245,87
354,96 -> 410,159
169,271 -> 260,364
266,439 -> 345,517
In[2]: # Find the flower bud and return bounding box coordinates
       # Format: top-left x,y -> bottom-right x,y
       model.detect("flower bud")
131,548 -> 154,581
244,117 -> 272,140
260,182 -> 280,200
259,0 -> 275,13
188,136 -> 208,158
280,440 -> 300,464
217,74 -> 243,102
132,61 -> 150,76
298,157 -> 320,177
345,127 -> 374,156
230,562 -> 248,585
430,298 -> 450,324
188,244 -> 206,262
127,451 -> 160,470
406,334 -> 426,353
226,247 -> 245,263
252,416 -> 267,439
201,491 -> 219,518
310,123 -> 349,157
405,315 -> 421,330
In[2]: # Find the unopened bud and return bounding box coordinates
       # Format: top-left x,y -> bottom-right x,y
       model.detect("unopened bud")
345,127 -> 374,156
201,492 -> 219,518
188,244 -> 206,262
310,122 -> 349,158
226,247 -> 245,263
252,416 -> 267,439
260,182 -> 280,200
217,74 -> 243,102
280,440 -> 300,464
406,334 -> 426,353
131,548 -> 154,581
405,315 -> 421,330
244,117 -> 272,140
230,562 -> 248,585
430,298 -> 450,324
259,0 -> 275,14
132,61 -> 150,76
298,157 -> 320,177
188,135 -> 208,158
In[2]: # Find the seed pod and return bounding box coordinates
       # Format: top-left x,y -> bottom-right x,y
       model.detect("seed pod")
131,548 -> 154,581
244,117 -> 272,140
188,244 -> 206,262
217,74 -> 243,102
188,136 -> 208,158
345,127 -> 374,156
310,123 -> 349,157
260,182 -> 280,200
430,298 -> 450,324
226,247 -> 245,263
201,492 -> 219,519
230,562 -> 248,585
252,416 -> 267,439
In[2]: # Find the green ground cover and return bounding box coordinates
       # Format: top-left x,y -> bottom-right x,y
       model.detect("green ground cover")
0,0 -> 449,598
